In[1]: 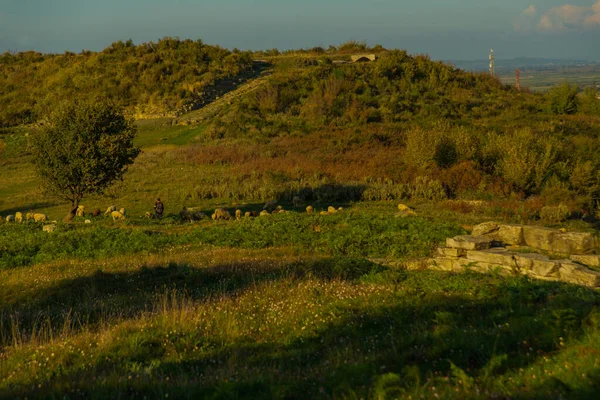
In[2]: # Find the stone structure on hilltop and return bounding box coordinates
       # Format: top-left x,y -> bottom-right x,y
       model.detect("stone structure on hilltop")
429,222 -> 600,288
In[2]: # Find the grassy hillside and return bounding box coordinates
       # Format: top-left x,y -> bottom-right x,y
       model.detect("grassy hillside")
1,44 -> 600,399
0,38 -> 253,127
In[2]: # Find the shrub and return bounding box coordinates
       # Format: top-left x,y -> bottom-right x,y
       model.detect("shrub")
546,82 -> 579,115
540,203 -> 570,224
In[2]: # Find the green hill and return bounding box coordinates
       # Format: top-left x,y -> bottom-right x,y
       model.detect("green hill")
0,38 -> 253,127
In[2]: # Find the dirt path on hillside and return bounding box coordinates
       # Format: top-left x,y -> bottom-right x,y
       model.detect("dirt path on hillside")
173,67 -> 272,126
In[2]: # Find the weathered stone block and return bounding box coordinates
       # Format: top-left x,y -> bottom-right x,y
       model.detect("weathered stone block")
497,224 -> 525,246
513,253 -> 550,270
558,262 -> 600,287
570,254 -> 600,268
436,247 -> 467,258
429,257 -> 460,272
456,258 -> 512,274
530,259 -> 561,278
472,222 -> 499,237
446,235 -> 493,251
466,249 -> 515,266
523,226 -> 557,252
43,224 -> 57,233
552,232 -> 595,255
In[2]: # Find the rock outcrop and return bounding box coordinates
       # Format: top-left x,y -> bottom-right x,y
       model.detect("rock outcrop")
428,223 -> 599,288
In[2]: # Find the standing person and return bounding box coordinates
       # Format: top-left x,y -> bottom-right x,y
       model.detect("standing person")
154,198 -> 164,219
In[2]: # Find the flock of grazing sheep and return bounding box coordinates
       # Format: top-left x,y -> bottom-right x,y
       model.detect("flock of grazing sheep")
1,194 -> 415,228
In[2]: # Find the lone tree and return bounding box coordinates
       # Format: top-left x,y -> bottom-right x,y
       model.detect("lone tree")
31,99 -> 140,222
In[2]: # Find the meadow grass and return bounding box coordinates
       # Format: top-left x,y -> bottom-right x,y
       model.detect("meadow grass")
1,246 -> 599,399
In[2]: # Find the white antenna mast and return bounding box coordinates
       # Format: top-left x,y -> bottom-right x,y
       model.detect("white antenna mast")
489,49 -> 495,77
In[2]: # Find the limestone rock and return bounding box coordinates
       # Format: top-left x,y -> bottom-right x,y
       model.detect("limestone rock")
529,259 -> 561,278
552,232 -> 595,255
455,257 -> 512,274
436,247 -> 467,258
558,262 -> 600,287
43,224 -> 57,233
522,226 -> 557,252
513,253 -> 550,270
446,235 -> 493,251
570,254 -> 600,268
466,249 -> 515,266
429,257 -> 460,272
471,222 -> 499,237
497,225 -> 525,246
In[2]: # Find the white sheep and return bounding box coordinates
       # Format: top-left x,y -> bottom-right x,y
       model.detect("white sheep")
111,211 -> 126,221
260,210 -> 270,217
33,213 -> 48,222
213,208 -> 231,220
235,209 -> 242,220
306,205 -> 314,215
6,215 -> 15,222
119,208 -> 126,216
76,205 -> 85,217
104,205 -> 117,216
15,212 -> 23,223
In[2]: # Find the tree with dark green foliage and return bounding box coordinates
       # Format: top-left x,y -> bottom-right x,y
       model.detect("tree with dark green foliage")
546,82 -> 580,114
30,99 -> 140,221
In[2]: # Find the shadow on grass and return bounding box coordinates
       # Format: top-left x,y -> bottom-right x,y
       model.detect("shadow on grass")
0,257 -> 384,348
0,201 -> 58,216
4,268 -> 600,399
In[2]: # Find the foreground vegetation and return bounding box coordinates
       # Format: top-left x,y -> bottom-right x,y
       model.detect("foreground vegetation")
1,244 -> 600,399
2,41 -> 600,398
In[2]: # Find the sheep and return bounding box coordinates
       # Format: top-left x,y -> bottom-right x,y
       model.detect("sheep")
213,208 -> 231,220
327,206 -> 337,214
33,213 -> 48,222
263,200 -> 278,212
76,205 -> 85,217
15,212 -> 23,223
111,211 -> 126,221
25,212 -> 35,221
306,205 -> 314,215
235,209 -> 242,220
84,219 -> 92,224
119,208 -> 126,216
260,210 -> 270,217
104,205 -> 117,216
337,207 -> 344,212
144,211 -> 153,219
92,209 -> 102,217
292,196 -> 301,208
179,207 -> 192,222
244,211 -> 251,218
6,215 -> 15,223
397,203 -> 417,217
319,211 -> 330,216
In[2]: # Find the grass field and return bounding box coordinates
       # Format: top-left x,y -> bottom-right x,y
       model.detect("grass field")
499,66 -> 600,92
2,65 -> 600,398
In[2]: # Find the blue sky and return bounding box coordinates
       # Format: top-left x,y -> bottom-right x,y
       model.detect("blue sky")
1,0 -> 599,60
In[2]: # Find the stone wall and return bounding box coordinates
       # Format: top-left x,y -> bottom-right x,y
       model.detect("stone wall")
429,223 -> 600,288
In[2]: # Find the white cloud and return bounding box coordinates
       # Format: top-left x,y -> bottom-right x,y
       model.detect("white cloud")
536,1 -> 600,32
513,5 -> 538,31
523,5 -> 537,16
